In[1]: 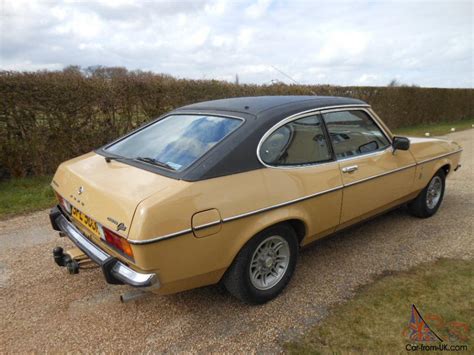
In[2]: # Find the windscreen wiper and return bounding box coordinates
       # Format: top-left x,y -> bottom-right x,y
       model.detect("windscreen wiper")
135,157 -> 176,170
104,156 -> 133,163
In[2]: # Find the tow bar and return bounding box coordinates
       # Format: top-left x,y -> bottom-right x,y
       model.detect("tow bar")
53,246 -> 95,274
53,246 -> 154,303
53,247 -> 79,274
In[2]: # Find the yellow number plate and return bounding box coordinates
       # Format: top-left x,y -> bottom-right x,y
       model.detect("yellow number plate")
71,207 -> 100,238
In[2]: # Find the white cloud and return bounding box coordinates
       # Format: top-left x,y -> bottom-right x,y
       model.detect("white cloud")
0,0 -> 472,88
211,34 -> 233,48
190,26 -> 211,47
240,64 -> 272,74
205,0 -> 228,15
0,61 -> 63,71
245,0 -> 273,19
358,74 -> 378,84
317,31 -> 372,64
53,10 -> 104,39
237,27 -> 255,47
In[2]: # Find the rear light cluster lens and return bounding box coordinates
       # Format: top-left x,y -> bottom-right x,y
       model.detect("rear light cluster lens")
103,228 -> 134,258
55,193 -> 71,213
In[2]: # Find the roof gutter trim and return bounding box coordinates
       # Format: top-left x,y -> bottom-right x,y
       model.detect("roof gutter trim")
175,107 -> 257,118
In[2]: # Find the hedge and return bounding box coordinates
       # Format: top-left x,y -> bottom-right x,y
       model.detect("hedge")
0,68 -> 472,178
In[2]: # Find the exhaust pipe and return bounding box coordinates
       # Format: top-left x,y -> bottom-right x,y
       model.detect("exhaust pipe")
120,289 -> 150,303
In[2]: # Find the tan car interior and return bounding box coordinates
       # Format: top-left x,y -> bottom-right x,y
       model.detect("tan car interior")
281,122 -> 331,164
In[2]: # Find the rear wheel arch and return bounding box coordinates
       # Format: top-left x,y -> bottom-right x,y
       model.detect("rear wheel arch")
221,218 -> 306,280
240,218 -> 307,250
222,222 -> 299,303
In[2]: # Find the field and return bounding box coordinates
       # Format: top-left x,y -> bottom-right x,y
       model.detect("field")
0,176 -> 54,219
285,258 -> 474,353
395,119 -> 474,137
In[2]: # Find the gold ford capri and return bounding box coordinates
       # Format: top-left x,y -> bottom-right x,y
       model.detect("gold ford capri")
50,96 -> 463,304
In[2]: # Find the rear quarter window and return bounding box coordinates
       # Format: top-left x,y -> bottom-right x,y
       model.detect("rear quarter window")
259,115 -> 332,166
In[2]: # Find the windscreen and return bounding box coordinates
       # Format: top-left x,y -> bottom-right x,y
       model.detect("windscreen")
106,114 -> 242,171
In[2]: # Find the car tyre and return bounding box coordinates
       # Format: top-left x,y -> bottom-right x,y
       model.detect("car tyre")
408,169 -> 446,218
223,224 -> 298,304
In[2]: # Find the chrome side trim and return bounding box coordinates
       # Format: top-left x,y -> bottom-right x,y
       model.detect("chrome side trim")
222,185 -> 343,223
193,220 -> 222,231
416,149 -> 463,165
337,145 -> 393,162
128,186 -> 343,245
55,213 -> 158,287
129,149 -> 463,245
340,149 -> 462,188
344,163 -> 417,187
128,228 -> 193,245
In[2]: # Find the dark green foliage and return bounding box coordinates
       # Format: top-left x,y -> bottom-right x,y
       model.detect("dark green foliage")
1,68 -> 473,177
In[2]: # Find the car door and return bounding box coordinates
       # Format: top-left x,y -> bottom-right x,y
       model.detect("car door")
321,108 -> 416,229
258,113 -> 343,241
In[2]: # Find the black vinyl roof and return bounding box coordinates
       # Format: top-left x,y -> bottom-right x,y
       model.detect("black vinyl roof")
98,96 -> 368,181
175,96 -> 367,181
178,95 -> 365,116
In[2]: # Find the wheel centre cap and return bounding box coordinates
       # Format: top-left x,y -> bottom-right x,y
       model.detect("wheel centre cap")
264,257 -> 273,268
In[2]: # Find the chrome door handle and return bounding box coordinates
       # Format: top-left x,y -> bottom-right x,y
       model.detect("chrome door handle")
342,165 -> 358,173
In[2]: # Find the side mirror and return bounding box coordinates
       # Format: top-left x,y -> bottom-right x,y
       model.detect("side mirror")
392,136 -> 410,153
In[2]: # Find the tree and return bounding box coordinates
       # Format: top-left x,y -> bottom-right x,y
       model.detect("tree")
388,78 -> 400,87
62,65 -> 82,75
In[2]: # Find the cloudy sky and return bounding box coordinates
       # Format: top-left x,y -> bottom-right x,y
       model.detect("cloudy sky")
1,0 -> 472,87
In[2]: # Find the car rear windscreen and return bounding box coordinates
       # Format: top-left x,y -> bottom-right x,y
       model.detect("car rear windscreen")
105,114 -> 242,171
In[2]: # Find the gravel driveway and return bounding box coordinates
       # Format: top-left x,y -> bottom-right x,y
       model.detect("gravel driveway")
1,130 -> 473,353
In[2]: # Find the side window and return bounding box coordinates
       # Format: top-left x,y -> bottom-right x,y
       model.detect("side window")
259,115 -> 332,166
322,110 -> 390,159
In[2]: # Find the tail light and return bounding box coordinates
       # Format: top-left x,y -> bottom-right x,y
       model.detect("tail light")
103,227 -> 134,258
55,192 -> 71,213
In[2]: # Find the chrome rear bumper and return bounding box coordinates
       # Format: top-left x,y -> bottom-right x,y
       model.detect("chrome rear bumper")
50,206 -> 158,288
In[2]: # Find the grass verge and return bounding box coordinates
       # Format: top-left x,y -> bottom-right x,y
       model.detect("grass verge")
285,258 -> 474,354
0,176 -> 55,219
393,119 -> 474,137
